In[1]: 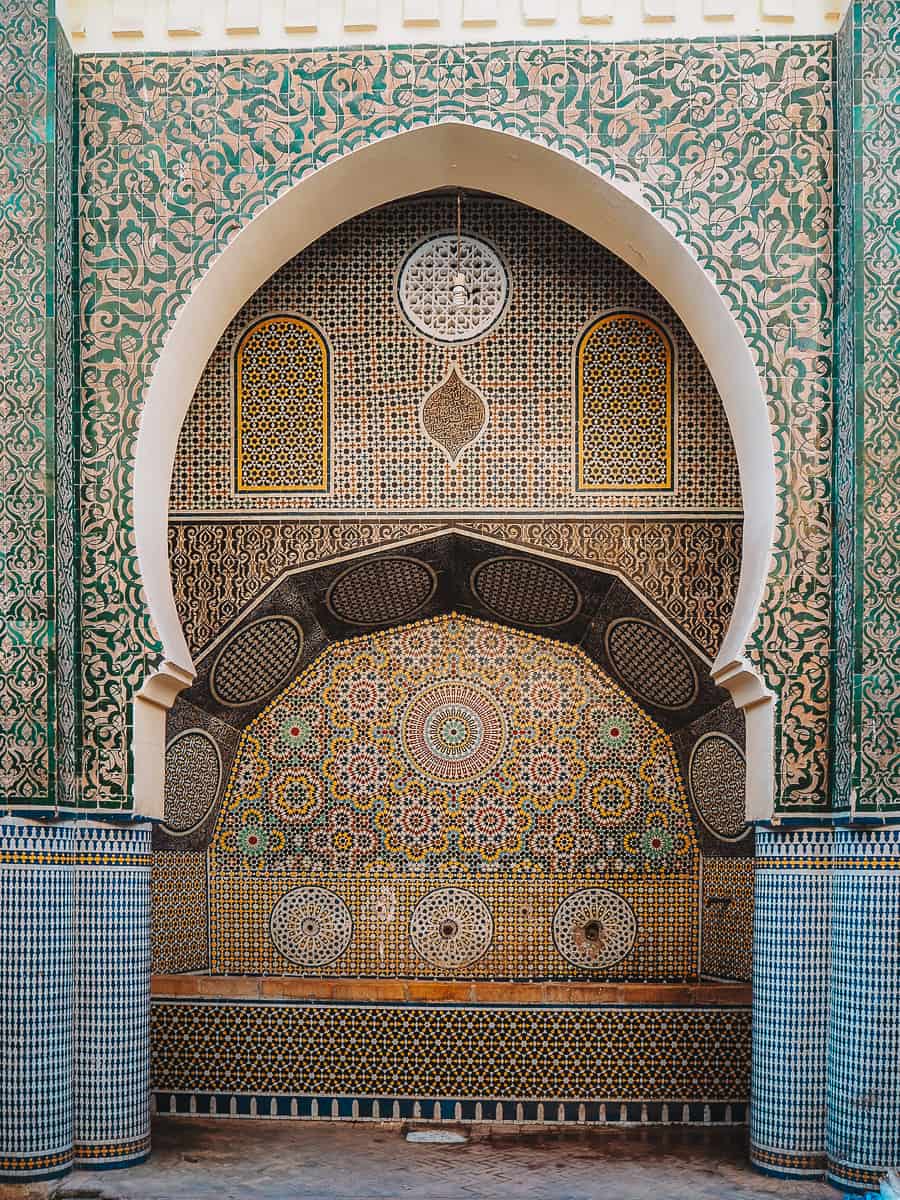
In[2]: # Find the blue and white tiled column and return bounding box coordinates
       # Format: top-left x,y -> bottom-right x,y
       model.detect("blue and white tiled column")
73,822 -> 153,1170
750,828 -> 832,1179
0,820 -> 75,1184
827,828 -> 900,1192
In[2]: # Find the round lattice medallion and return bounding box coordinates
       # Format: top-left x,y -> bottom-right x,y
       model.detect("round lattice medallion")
604,618 -> 698,710
469,557 -> 582,627
326,557 -> 437,625
396,234 -> 510,343
269,886 -> 353,967
552,888 -> 637,970
210,616 -> 304,707
409,888 -> 493,969
401,680 -> 507,784
689,732 -> 748,841
163,730 -> 222,835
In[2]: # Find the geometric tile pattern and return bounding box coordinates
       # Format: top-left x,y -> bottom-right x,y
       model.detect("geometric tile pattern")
212,615 -> 697,877
168,518 -> 743,660
72,824 -> 152,1168
701,857 -> 752,982
751,829 -> 832,1179
74,46 -> 834,812
827,829 -> 900,1189
576,314 -> 673,492
151,850 -> 209,974
172,199 -> 737,518
326,557 -> 437,626
0,820 -> 75,1182
234,317 -> 330,494
551,887 -> 637,970
150,1000 -> 752,1107
209,614 -> 700,980
605,619 -> 698,711
469,556 -> 582,627
210,616 -> 304,707
209,867 -> 699,980
689,735 -> 747,842
163,732 -> 221,834
269,886 -> 353,968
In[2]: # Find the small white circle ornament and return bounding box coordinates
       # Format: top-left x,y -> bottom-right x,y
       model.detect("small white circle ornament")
397,234 -> 510,344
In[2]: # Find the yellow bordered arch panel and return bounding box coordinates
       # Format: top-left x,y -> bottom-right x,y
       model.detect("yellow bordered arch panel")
234,314 -> 330,493
575,312 -> 674,493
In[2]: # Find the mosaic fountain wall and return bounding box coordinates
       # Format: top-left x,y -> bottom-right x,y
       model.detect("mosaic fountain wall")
148,195 -> 754,1127
2,5 -> 898,1186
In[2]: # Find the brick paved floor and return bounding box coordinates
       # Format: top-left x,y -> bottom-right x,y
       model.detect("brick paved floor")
52,1119 -> 839,1200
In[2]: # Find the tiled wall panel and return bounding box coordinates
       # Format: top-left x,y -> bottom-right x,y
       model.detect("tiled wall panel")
750,829 -> 831,1178
208,615 -> 701,981
0,821 -> 75,1183
826,828 -> 900,1190
152,850 -> 209,972
701,857 -> 752,981
832,0 -> 900,815
73,824 -> 152,1168
171,195 -> 737,517
150,999 -> 752,1119
53,21 -> 81,809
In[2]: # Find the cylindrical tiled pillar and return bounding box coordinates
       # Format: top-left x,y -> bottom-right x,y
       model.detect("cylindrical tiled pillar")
750,827 -> 831,1179
0,819 -> 75,1184
827,828 -> 900,1192
72,821 -> 152,1170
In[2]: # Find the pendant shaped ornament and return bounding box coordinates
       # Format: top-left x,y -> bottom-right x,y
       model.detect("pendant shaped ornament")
420,364 -> 488,464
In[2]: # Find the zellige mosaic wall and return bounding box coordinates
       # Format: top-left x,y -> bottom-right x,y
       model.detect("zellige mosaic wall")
208,615 -> 701,980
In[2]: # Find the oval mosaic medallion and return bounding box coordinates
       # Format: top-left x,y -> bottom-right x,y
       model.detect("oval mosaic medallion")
210,616 -> 304,707
163,729 -> 222,835
470,557 -> 582,627
326,557 -> 437,626
689,732 -> 748,841
604,618 -> 698,710
269,886 -> 353,967
409,887 -> 494,969
397,234 -> 510,343
400,679 -> 507,784
552,888 -> 637,970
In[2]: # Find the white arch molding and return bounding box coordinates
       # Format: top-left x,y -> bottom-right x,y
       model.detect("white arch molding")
133,122 -> 776,821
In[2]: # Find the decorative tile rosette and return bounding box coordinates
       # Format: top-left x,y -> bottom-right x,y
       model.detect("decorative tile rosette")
269,886 -> 353,967
552,887 -> 637,970
212,614 -> 697,876
409,887 -> 494,969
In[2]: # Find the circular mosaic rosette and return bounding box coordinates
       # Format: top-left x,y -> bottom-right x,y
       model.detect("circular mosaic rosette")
269,886 -> 353,967
400,679 -> 507,785
163,729 -> 222,835
397,233 -> 510,343
689,732 -> 748,842
409,887 -> 493,969
552,888 -> 637,970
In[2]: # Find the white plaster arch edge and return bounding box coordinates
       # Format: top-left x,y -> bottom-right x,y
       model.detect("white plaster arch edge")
134,121 -> 776,822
